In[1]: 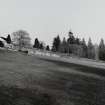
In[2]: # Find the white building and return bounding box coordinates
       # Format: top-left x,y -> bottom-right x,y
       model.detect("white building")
0,37 -> 13,49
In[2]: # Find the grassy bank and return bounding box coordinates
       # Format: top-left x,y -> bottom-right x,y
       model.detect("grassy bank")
0,50 -> 105,105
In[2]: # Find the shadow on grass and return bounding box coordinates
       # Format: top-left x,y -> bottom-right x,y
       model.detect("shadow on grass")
0,85 -> 59,105
40,58 -> 105,77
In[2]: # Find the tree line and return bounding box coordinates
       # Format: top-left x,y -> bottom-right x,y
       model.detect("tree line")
0,30 -> 105,61
51,31 -> 105,61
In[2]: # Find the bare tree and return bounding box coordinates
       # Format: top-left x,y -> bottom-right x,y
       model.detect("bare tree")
12,30 -> 31,51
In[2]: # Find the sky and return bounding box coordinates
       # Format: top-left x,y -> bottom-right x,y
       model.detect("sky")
0,0 -> 105,46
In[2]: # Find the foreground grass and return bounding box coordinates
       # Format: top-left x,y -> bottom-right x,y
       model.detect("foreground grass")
0,85 -> 58,105
0,50 -> 105,105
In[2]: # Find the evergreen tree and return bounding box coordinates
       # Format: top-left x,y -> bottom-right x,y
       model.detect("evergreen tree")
81,38 -> 88,57
33,38 -> 40,48
60,37 -> 68,53
94,44 -> 99,60
67,31 -> 75,44
87,38 -> 95,59
75,37 -> 81,45
6,34 -> 11,44
98,38 -> 105,61
52,35 -> 61,52
46,45 -> 50,51
0,41 -> 4,47
39,42 -> 44,49
62,37 -> 67,45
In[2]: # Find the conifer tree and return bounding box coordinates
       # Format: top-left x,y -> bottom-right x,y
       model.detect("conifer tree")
67,31 -> 75,44
33,38 -> 40,48
7,34 -> 11,44
52,35 -> 61,52
81,38 -> 88,57
98,38 -> 105,60
46,45 -> 50,51
87,38 -> 95,59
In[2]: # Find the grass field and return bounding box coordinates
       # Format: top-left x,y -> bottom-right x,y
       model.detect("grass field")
0,49 -> 105,105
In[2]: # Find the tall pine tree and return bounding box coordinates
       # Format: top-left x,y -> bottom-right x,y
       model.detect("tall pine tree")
67,31 -> 75,44
52,35 -> 61,52
7,34 -> 11,44
98,38 -> 105,61
87,38 -> 95,59
33,38 -> 40,48
46,45 -> 50,51
59,37 -> 68,53
81,38 -> 88,58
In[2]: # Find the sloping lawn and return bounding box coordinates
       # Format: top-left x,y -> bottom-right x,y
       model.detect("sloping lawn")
0,50 -> 105,105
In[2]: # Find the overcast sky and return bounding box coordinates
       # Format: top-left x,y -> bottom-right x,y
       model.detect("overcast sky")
0,0 -> 105,45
